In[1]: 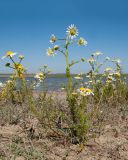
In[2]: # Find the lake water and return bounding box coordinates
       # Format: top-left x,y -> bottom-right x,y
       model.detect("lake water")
0,77 -> 69,91
0,75 -> 127,91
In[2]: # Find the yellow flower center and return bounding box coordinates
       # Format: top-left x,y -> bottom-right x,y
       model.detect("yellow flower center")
19,73 -> 23,78
86,89 -> 92,93
115,72 -> 121,77
70,28 -> 77,36
72,92 -> 77,96
39,73 -> 45,80
6,51 -> 14,56
88,58 -> 95,63
79,39 -> 83,45
80,87 -> 86,92
80,87 -> 92,93
51,36 -> 56,42
48,48 -> 54,55
78,38 -> 85,45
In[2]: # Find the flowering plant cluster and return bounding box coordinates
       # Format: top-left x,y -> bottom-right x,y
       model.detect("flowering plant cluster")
0,24 -> 125,144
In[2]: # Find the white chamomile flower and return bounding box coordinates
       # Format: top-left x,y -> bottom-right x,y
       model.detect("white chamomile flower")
112,58 -> 121,64
78,37 -> 88,46
2,51 -> 17,59
6,80 -> 13,84
19,55 -> 24,60
35,72 -> 45,81
105,67 -> 113,72
86,75 -> 90,78
36,83 -> 40,87
93,51 -> 103,56
109,73 -> 114,76
114,72 -> 121,77
66,24 -> 78,39
50,34 -> 57,43
74,76 -> 83,80
115,59 -> 121,64
0,82 -> 5,88
88,58 -> 95,63
46,47 -> 55,56
107,75 -> 116,82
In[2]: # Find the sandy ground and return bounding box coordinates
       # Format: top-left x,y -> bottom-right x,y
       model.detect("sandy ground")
0,115 -> 128,159
0,92 -> 128,160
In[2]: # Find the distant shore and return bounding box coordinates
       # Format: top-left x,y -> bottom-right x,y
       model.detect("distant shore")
0,73 -> 128,78
0,73 -> 70,78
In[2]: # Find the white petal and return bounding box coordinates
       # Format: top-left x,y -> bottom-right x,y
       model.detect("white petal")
1,56 -> 7,59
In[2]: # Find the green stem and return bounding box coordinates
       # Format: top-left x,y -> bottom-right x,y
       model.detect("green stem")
9,56 -> 16,65
58,38 -> 66,41
18,59 -> 22,65
65,46 -> 73,95
58,49 -> 66,56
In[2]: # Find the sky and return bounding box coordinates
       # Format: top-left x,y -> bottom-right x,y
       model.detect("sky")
0,0 -> 128,73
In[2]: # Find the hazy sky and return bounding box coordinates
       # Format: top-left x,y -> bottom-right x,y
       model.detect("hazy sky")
0,0 -> 128,73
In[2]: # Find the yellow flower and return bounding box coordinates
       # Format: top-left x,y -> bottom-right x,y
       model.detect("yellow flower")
86,88 -> 93,93
78,87 -> 94,96
80,87 -> 86,92
19,73 -> 23,78
13,63 -> 25,78
18,64 -> 24,70
14,63 -> 24,70
66,24 -> 78,39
